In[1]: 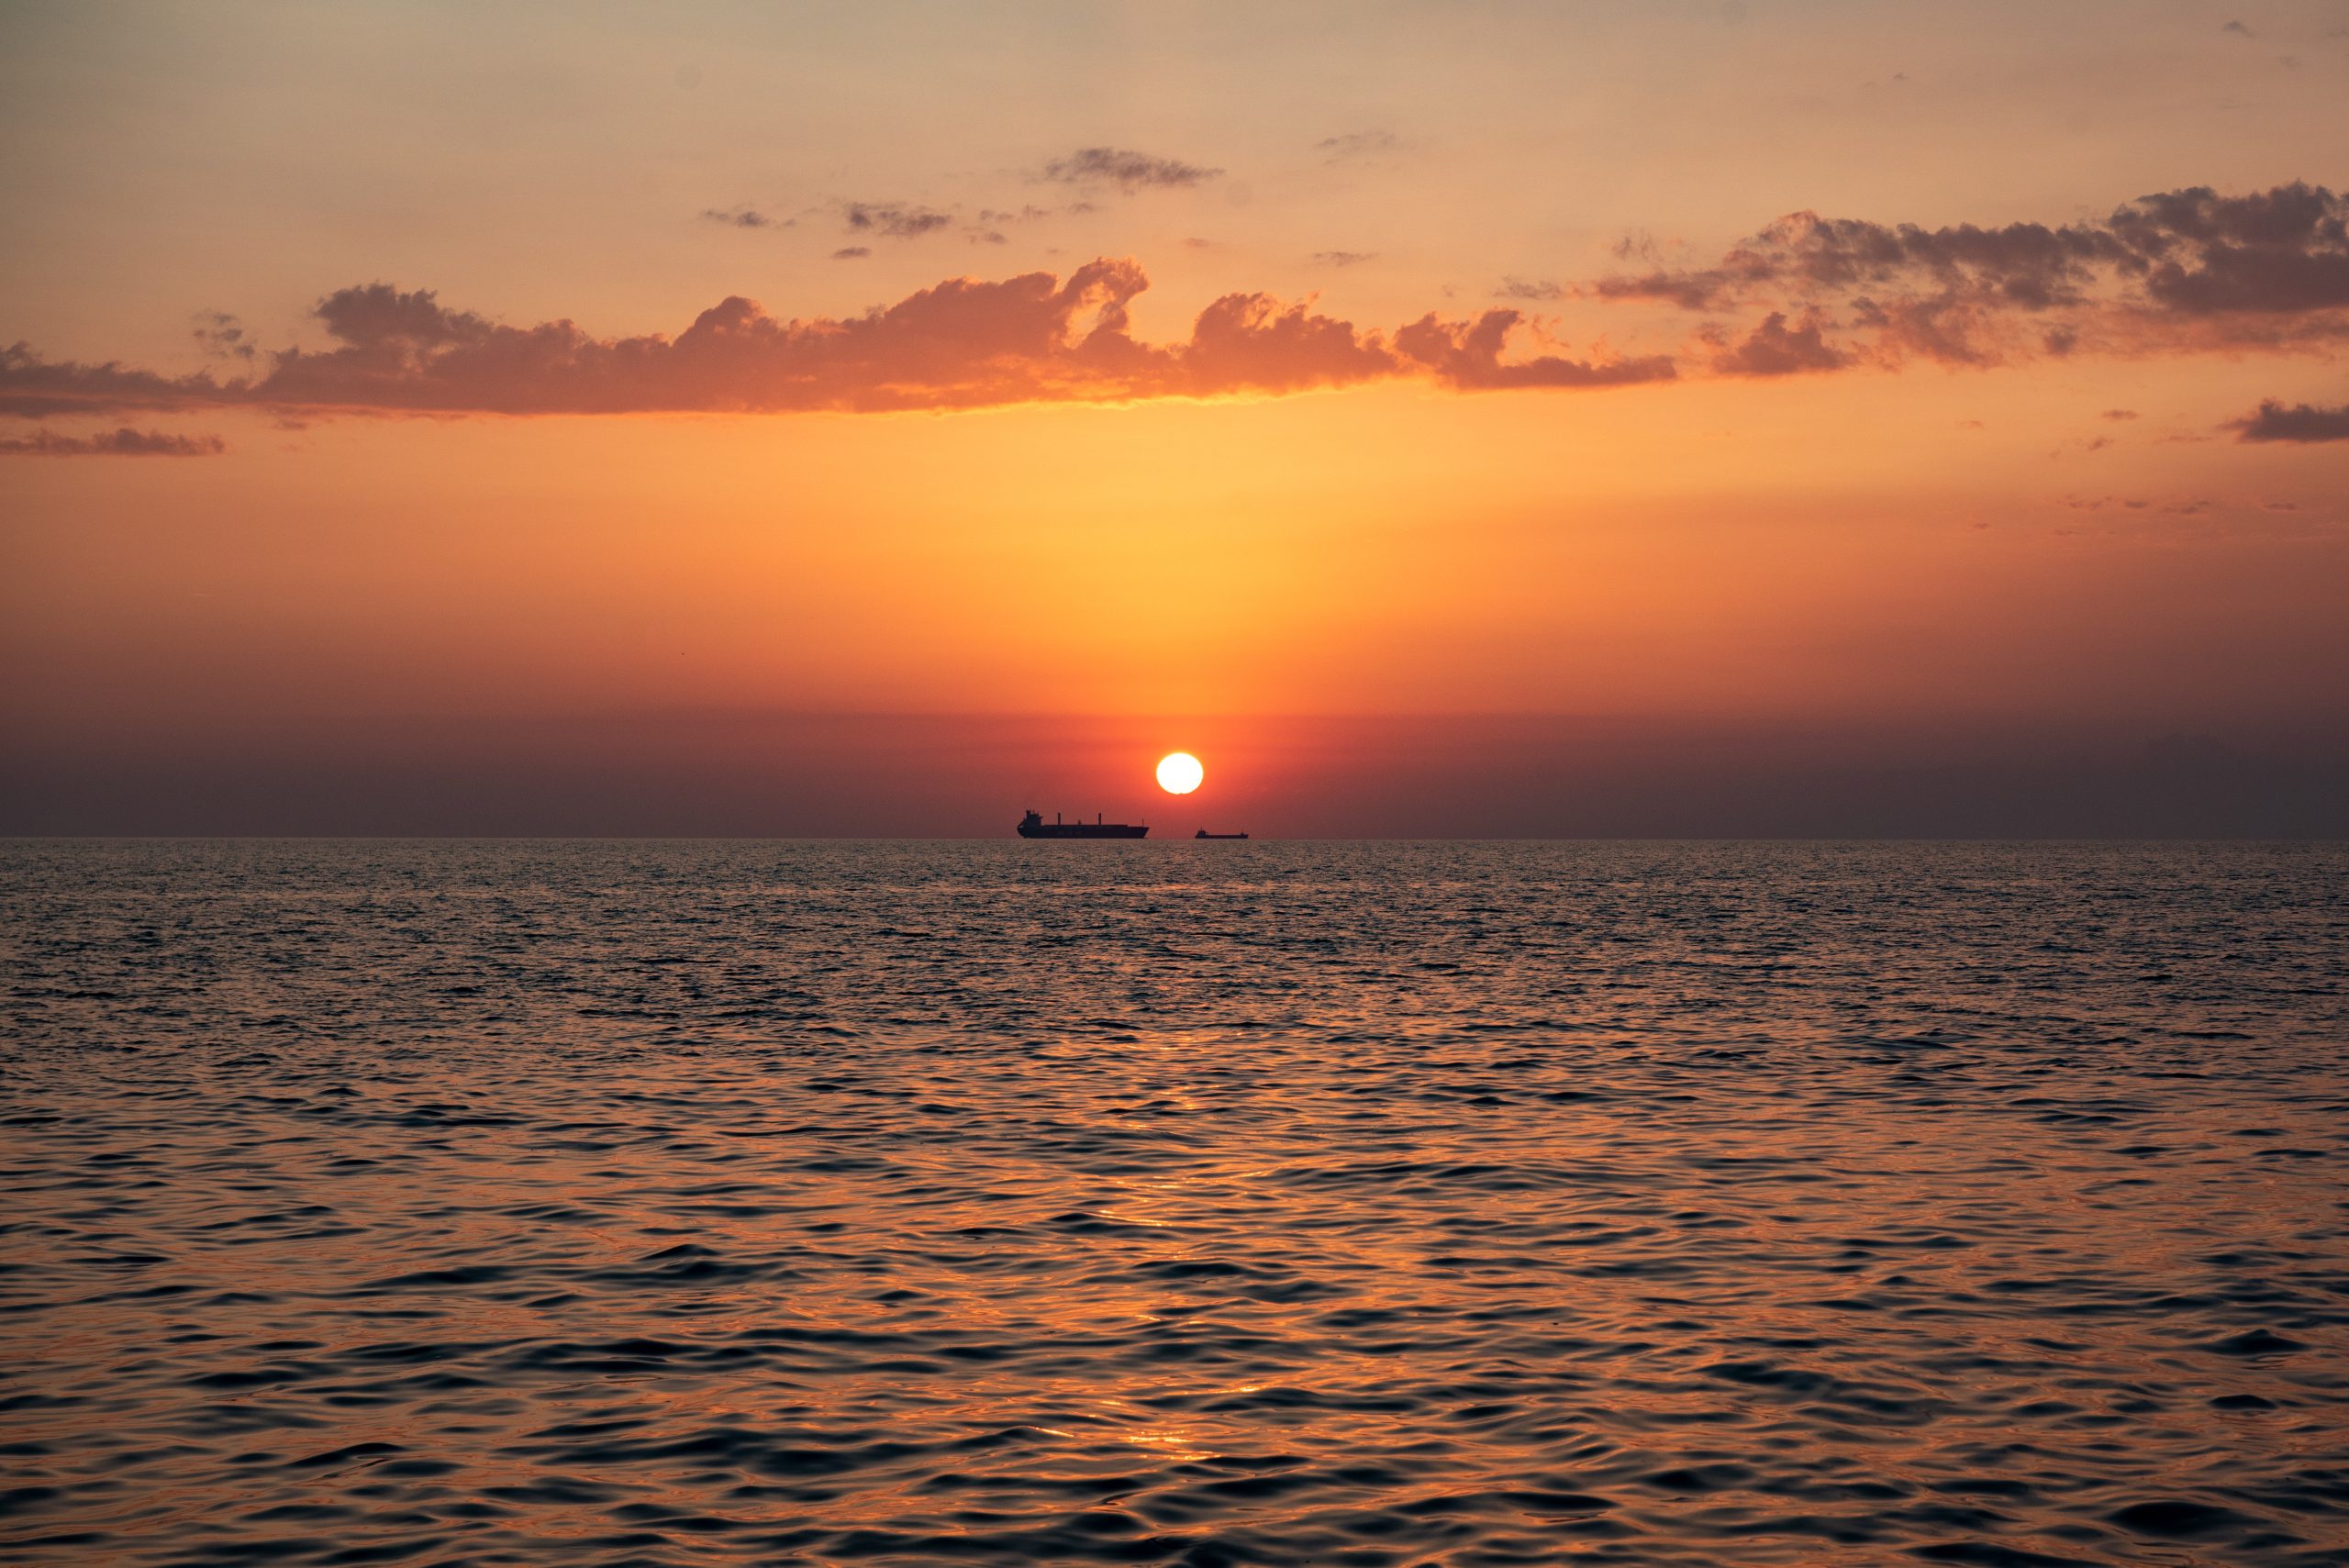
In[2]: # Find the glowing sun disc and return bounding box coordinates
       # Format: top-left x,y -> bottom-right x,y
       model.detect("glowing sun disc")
1156,752 -> 1204,795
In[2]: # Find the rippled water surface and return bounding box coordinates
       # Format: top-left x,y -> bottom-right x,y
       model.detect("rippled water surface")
4,840 -> 2347,1566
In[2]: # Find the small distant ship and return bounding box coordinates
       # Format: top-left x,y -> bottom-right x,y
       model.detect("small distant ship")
1194,828 -> 1250,840
1018,809 -> 1148,840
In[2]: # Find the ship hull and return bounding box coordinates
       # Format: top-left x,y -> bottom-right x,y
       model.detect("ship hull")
1018,823 -> 1149,839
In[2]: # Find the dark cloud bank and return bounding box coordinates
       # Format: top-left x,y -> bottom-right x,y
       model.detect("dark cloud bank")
3,183 -> 2342,425
2231,397 -> 2349,442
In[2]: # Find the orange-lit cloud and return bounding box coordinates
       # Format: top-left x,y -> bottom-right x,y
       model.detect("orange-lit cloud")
0,261 -> 1665,418
5,183 -> 2343,425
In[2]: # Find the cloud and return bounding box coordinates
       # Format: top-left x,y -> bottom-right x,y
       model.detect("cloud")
842,202 -> 951,239
194,311 -> 256,361
1315,130 -> 1400,164
1313,250 -> 1375,267
1393,310 -> 1675,390
14,185 -> 2340,427
0,341 -> 238,419
2229,397 -> 2349,442
2221,19 -> 2254,35
1497,278 -> 1565,302
0,426 -> 225,457
1040,148 -> 1220,191
2101,407 -> 2139,420
0,265 -> 1688,419
700,206 -> 775,229
1589,182 -> 2349,365
1711,311 -> 1847,376
831,247 -> 871,261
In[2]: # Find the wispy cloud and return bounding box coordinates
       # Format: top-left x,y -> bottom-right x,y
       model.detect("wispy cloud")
1497,278 -> 1565,302
1040,148 -> 1220,192
194,311 -> 256,361
700,206 -> 778,229
842,202 -> 952,239
1313,250 -> 1375,268
1314,130 -> 1401,164
0,426 -> 226,457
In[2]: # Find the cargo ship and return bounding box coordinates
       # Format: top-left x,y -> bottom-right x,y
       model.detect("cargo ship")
1018,809 -> 1148,840
1194,829 -> 1249,840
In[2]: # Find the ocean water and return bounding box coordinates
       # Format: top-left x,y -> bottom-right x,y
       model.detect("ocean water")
2,839 -> 2345,1567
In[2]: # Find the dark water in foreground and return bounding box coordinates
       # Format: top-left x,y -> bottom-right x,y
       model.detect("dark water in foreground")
3,840 -> 2346,1567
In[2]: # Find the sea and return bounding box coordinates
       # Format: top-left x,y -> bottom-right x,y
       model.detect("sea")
2,839 -> 2344,1566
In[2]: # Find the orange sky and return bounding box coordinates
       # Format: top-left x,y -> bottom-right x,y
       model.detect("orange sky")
3,2 -> 2345,833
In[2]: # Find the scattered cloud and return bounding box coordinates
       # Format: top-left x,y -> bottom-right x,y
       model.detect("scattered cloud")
194,311 -> 256,361
1313,250 -> 1375,268
842,202 -> 951,239
0,267 -> 1671,419
0,426 -> 226,457
1497,277 -> 1565,302
701,206 -> 776,229
1040,148 -> 1220,192
1588,182 -> 2349,367
1315,130 -> 1401,164
2229,397 -> 2349,441
2221,19 -> 2254,36
15,184 -> 2344,427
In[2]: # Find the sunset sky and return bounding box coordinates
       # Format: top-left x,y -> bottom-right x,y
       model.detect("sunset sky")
5,1 -> 2346,835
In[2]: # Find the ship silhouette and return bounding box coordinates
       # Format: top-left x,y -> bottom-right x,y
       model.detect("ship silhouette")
1194,828 -> 1249,839
1017,809 -> 1148,840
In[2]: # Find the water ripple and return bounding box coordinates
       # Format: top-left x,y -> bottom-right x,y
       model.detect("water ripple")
1,839 -> 2344,1565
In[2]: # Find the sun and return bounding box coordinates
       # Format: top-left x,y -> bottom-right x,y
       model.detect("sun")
1155,751 -> 1204,795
